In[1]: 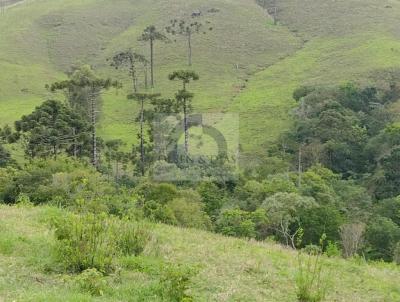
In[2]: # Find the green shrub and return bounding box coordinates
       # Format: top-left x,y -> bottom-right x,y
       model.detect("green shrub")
216,208 -> 256,238
325,241 -> 341,258
167,197 -> 212,230
119,255 -> 197,301
135,181 -> 179,205
296,232 -> 328,302
52,212 -> 151,274
197,181 -> 225,220
302,244 -> 322,256
53,212 -> 117,273
159,264 -> 197,302
75,268 -> 107,296
143,200 -> 178,225
116,219 -> 152,256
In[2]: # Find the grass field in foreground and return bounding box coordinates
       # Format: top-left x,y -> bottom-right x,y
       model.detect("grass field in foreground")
0,205 -> 399,301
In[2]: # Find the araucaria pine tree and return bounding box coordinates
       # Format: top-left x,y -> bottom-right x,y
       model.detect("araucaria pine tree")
50,66 -> 120,167
128,92 -> 161,176
166,19 -> 213,66
110,49 -> 147,93
138,26 -> 168,88
168,70 -> 199,156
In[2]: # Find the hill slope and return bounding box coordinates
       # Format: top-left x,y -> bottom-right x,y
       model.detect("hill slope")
1,0 -> 400,156
0,205 -> 399,301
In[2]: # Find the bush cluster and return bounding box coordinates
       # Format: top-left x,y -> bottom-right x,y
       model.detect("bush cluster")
52,211 -> 151,274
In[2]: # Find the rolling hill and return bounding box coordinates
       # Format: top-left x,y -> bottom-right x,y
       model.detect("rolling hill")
1,204 -> 399,301
1,0 -> 400,157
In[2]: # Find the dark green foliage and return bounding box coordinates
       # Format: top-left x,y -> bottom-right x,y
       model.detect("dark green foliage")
281,83 -> 398,178
168,70 -> 199,90
0,157 -> 126,208
364,216 -> 400,262
0,144 -> 12,167
376,147 -> 400,199
15,100 -> 91,158
293,86 -> 315,102
49,65 -> 119,113
0,124 -> 19,144
197,181 -> 225,220
299,205 -> 343,247
375,196 -> 400,226
103,139 -> 132,180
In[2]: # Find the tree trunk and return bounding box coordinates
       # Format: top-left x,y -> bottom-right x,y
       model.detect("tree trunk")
144,62 -> 148,90
90,89 -> 98,168
150,39 -> 154,87
131,62 -> 137,93
140,99 -> 145,176
73,127 -> 78,158
115,160 -> 119,181
188,32 -> 192,66
298,144 -> 302,188
183,98 -> 189,156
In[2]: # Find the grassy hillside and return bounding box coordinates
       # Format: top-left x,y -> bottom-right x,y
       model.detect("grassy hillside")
0,204 -> 399,301
1,0 -> 400,156
233,0 -> 400,154
0,0 -> 300,151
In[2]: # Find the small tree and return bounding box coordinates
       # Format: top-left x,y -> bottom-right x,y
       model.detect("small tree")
104,139 -> 131,180
166,19 -> 212,66
138,26 -> 168,88
0,144 -> 11,167
339,223 -> 365,258
110,49 -> 147,93
262,192 -> 317,249
168,70 -> 199,155
128,93 -> 161,176
0,125 -> 18,167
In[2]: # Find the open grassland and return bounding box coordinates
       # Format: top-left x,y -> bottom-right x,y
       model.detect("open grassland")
0,0 -> 300,151
0,205 -> 399,301
1,0 -> 400,155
